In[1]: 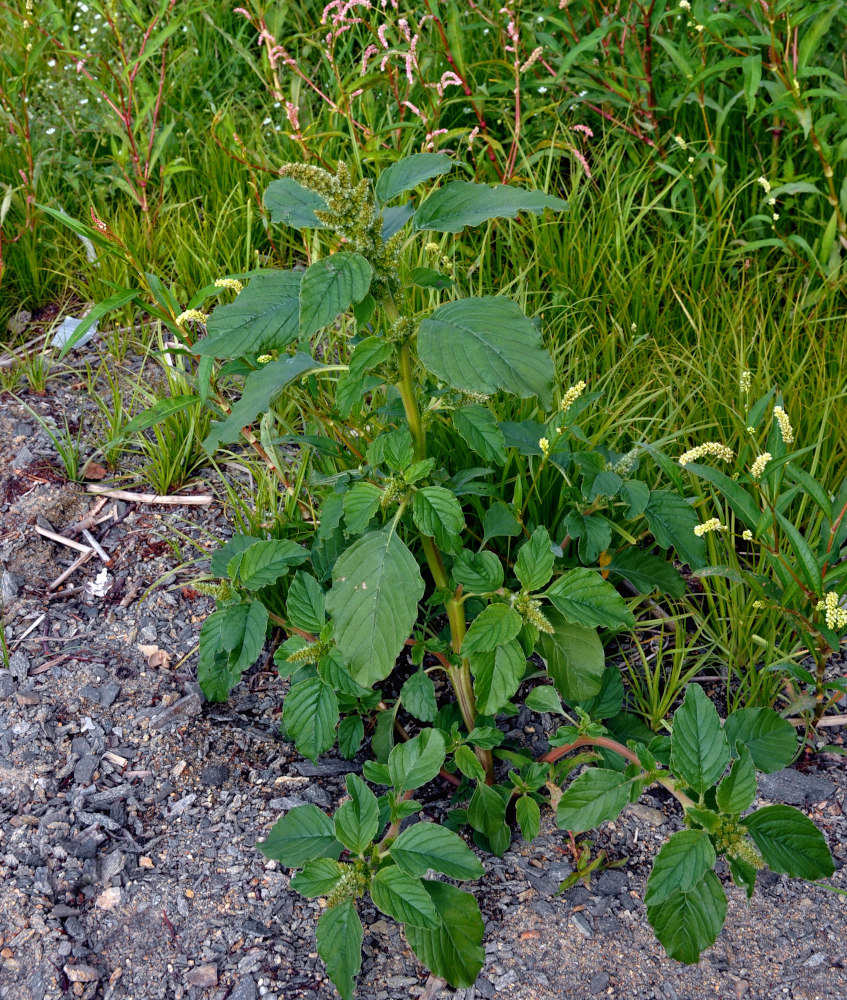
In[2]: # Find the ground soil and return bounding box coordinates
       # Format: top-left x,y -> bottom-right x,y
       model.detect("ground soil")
0,343 -> 845,1000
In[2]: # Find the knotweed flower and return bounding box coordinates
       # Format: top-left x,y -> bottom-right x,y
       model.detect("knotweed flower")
694,518 -> 727,537
816,592 -> 847,631
257,355 -> 273,364
678,442 -> 734,467
538,437 -> 550,457
757,176 -> 771,194
750,452 -> 772,480
740,370 -> 752,394
773,406 -> 794,444
214,278 -> 243,294
175,310 -> 208,326
560,380 -> 586,414
741,530 -> 753,541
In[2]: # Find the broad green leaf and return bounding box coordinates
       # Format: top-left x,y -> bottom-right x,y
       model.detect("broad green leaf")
264,177 -> 328,230
259,804 -> 341,866
452,549 -> 504,592
381,426 -> 414,472
347,336 -> 393,381
370,868 -> 440,929
462,603 -> 522,655
410,266 -> 454,290
372,709 -> 395,763
723,707 -> 796,773
605,548 -> 686,599
375,152 -> 453,205
326,529 -> 424,686
418,297 -> 554,407
455,745 -> 487,783
741,53 -> 761,115
390,823 -> 484,880
776,512 -> 822,596
381,203 -> 415,238
516,795 -> 541,842
644,490 -> 707,569
524,685 -> 564,715
197,270 -> 301,358
453,404 -> 508,465
334,774 -> 380,855
283,677 -> 339,761
670,684 -> 730,796
400,670 -> 438,722
646,870 -> 727,965
412,487 -> 465,554
197,609 -> 242,702
388,728 -> 447,792
197,601 -> 268,703
644,831 -> 717,905
745,805 -> 835,880
470,639 -> 526,715
342,481 -> 382,537
204,352 -> 327,452
286,572 -> 326,633
545,568 -> 635,629
729,854 -> 757,899
467,781 -> 506,837
316,899 -> 362,1000
317,648 -> 371,697
716,746 -> 757,814
414,180 -> 567,233
515,526 -> 555,592
684,463 -> 760,530
618,479 -> 650,518
210,534 -> 258,578
482,501 -> 522,544
338,715 -> 365,759
406,881 -> 485,989
576,662 -> 624,719
557,768 -> 632,834
235,539 -> 309,589
290,858 -> 346,897
563,512 -> 611,565
299,252 -> 372,337
536,609 -> 605,703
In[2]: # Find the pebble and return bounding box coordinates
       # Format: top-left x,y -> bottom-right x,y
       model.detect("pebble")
95,887 -> 121,909
230,978 -> 258,1000
589,971 -> 610,994
186,964 -> 218,987
200,764 -> 230,787
803,952 -> 828,968
595,870 -> 628,896
758,769 -> 836,805
74,755 -> 99,786
64,964 -> 99,983
570,913 -> 593,938
0,672 -> 15,698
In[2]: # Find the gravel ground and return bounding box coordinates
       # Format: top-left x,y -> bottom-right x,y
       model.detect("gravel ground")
1,344 -> 845,1000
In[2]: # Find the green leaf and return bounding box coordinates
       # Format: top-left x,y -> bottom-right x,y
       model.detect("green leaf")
462,603 -> 523,655
482,501 -> 522,544
452,549 -> 504,592
210,535 -> 258,578
259,804 -> 342,867
401,670 -> 438,722
414,180 -> 567,233
563,512 -> 611,565
524,685 -> 564,714
343,481 -> 382,537
300,252 -> 372,337
316,899 -> 362,1000
381,426 -> 414,472
418,297 -> 554,407
670,684 -> 730,796
536,609 -> 605,703
204,352 -> 327,452
112,395 -> 198,443
646,870 -> 727,965
454,745 -> 487,783
557,768 -> 632,834
716,746 -> 757,814
410,266 -> 454,290
723,708 -> 796,773
741,53 -> 762,115
372,709 -> 395,763
57,288 -> 140,358
283,677 -> 339,761
515,526 -> 555,592
347,336 -> 393,381
235,539 -> 309,589
264,177 -> 328,230
684,463 -> 760,530
334,774 -> 380,855
371,868 -> 440,929
453,404 -> 508,465
470,639 -> 526,715
338,716 -> 365,759
776,512 -> 822,596
644,490 -> 707,569
375,152 -> 453,205
644,830 -> 717,905
197,601 -> 268,702
606,548 -> 686,599
290,858 -> 346,897
388,728 -> 447,792
545,568 -> 635,629
516,795 -> 541,842
746,805 -> 835,880
405,881 -> 485,988
382,204 -> 415,239
729,854 -> 757,899
390,823 -> 484,881
412,487 -> 465,554
326,528 -> 424,686
286,572 -> 326,633
197,270 -> 301,358
468,781 -> 507,837
619,479 -> 650,518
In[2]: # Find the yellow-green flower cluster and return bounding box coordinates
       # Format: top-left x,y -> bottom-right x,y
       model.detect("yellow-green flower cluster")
257,354 -> 273,364
816,591 -> 847,631
750,452 -> 772,480
740,370 -> 752,394
693,517 -> 727,537
678,441 -> 734,467
214,278 -> 244,294
560,381 -> 587,414
538,437 -> 551,457
741,529 -> 753,541
175,309 -> 208,326
773,405 -> 794,444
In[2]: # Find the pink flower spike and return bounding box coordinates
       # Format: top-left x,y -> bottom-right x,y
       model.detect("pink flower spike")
572,124 -> 594,137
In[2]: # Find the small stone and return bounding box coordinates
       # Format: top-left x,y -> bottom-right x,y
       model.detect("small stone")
64,964 -> 99,983
95,887 -> 121,909
570,912 -> 593,938
803,952 -> 828,968
0,672 -> 15,698
589,971 -> 610,994
200,764 -> 230,787
758,769 -> 836,806
79,684 -> 101,704
626,803 -> 665,826
230,978 -> 258,1000
74,755 -> 99,786
139,857 -> 155,869
150,693 -> 202,729
9,651 -> 29,684
15,691 -> 40,706
595,870 -> 628,896
292,760 -> 360,777
8,309 -> 32,335
186,964 -> 218,987
0,571 -> 20,602
99,683 -> 121,708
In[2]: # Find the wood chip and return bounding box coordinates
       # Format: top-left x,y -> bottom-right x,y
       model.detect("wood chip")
47,550 -> 94,591
86,485 -> 212,506
103,751 -> 129,768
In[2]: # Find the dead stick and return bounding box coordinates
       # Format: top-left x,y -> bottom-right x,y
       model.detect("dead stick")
86,486 -> 212,506
81,529 -> 110,564
35,525 -> 93,554
47,550 -> 93,591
